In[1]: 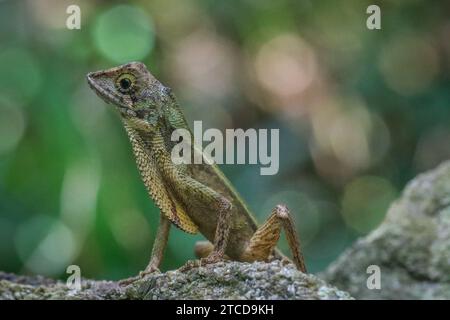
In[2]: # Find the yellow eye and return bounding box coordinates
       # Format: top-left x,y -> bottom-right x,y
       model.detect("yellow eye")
116,73 -> 136,93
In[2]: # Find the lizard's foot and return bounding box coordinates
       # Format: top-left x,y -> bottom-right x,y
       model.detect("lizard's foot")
118,266 -> 160,286
280,257 -> 291,266
179,252 -> 224,272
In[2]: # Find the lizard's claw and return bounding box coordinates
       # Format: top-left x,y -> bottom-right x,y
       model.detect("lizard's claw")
179,253 -> 224,272
280,257 -> 291,266
118,266 -> 160,286
201,252 -> 224,265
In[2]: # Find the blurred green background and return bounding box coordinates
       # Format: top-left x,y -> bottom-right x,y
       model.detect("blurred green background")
0,0 -> 449,280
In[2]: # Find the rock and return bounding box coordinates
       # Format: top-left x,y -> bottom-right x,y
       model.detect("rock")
0,272 -> 123,300
323,161 -> 450,299
0,261 -> 352,300
126,261 -> 352,300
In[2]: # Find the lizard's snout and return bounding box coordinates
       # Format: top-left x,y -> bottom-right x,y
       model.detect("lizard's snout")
86,72 -> 97,88
86,72 -> 100,85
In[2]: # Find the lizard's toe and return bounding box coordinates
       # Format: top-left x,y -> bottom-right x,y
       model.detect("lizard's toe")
118,275 -> 142,287
178,259 -> 201,272
179,253 -> 225,272
200,252 -> 224,265
118,267 -> 160,286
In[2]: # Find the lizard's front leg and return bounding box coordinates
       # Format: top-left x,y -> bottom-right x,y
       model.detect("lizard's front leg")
201,195 -> 233,263
119,214 -> 171,286
144,213 -> 171,272
175,175 -> 233,270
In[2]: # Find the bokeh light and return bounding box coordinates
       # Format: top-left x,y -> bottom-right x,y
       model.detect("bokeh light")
167,29 -> 236,129
0,47 -> 42,104
109,207 -> 152,252
341,176 -> 398,234
414,127 -> 450,171
329,102 -> 390,170
310,97 -> 390,177
0,97 -> 26,156
169,29 -> 236,101
379,34 -> 440,96
60,160 -> 100,243
253,34 -> 318,113
92,5 -> 154,63
15,215 -> 77,276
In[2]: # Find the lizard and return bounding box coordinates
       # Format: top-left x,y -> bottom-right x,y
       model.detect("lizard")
86,62 -> 307,285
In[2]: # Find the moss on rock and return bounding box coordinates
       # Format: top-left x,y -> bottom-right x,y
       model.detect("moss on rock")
0,260 -> 352,300
323,161 -> 450,299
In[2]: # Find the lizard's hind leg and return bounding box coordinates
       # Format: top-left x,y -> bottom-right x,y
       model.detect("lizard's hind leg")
195,241 -> 231,260
194,241 -> 214,258
240,204 -> 307,273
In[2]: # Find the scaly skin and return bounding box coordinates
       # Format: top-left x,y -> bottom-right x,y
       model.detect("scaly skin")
86,62 -> 306,284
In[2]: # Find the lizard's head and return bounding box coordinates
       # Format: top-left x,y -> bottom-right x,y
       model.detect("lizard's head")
87,62 -> 174,130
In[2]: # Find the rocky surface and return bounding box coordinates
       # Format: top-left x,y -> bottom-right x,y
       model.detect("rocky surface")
324,161 -> 450,299
0,260 -> 352,300
4,161 -> 450,300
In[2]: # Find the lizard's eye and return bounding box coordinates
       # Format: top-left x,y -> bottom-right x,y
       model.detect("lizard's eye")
115,73 -> 136,93
120,78 -> 131,90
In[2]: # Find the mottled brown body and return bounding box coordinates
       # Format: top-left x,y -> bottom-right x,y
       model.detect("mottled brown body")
87,62 -> 306,284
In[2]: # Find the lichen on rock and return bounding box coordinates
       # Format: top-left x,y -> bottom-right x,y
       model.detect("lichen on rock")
125,261 -> 352,300
323,161 -> 450,299
0,260 -> 352,300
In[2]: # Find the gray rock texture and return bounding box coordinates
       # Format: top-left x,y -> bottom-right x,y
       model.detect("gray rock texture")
0,260 -> 352,300
5,161 -> 450,300
324,161 -> 450,299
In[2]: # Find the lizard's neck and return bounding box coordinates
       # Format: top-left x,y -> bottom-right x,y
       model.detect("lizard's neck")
124,122 -> 174,169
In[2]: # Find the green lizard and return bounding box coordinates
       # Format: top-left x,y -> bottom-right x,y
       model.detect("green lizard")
87,62 -> 307,285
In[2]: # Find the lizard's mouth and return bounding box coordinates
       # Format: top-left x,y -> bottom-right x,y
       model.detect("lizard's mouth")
86,72 -> 132,116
